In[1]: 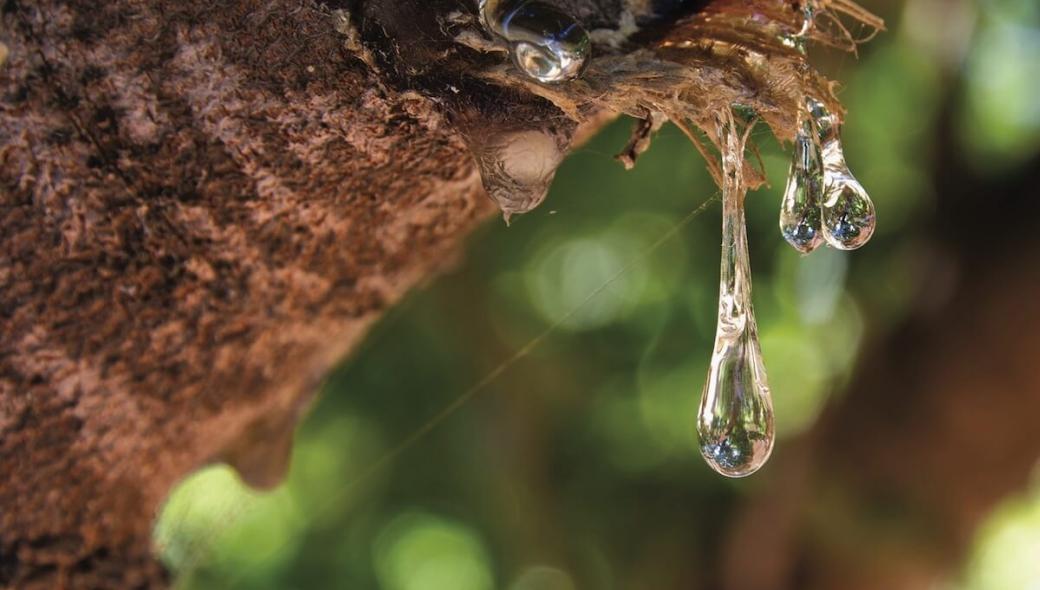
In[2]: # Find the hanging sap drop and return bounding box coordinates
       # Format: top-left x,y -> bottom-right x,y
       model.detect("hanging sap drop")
697,115 -> 775,478
469,128 -> 564,222
479,0 -> 591,83
779,121 -> 825,254
807,99 -> 877,250
820,150 -> 876,250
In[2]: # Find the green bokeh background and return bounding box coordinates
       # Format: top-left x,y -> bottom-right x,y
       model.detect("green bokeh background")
155,0 -> 1040,587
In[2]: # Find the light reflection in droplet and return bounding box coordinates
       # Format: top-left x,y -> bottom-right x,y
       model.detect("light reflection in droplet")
480,0 -> 591,83
696,114 -> 775,478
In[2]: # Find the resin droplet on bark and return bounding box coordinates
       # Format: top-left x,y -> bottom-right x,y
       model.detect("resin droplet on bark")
479,0 -> 591,83
808,99 -> 877,250
470,128 -> 564,222
697,115 -> 775,478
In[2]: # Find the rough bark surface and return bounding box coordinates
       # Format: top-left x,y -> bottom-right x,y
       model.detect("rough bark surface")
2,0 -> 705,582
0,0 -> 518,586
0,0 -> 896,587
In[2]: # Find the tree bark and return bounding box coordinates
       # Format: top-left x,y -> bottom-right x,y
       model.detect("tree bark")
0,0 -> 685,585
0,0 -> 872,586
0,0 -> 503,586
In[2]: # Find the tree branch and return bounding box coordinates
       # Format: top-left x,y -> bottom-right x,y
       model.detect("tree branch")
0,0 -> 874,586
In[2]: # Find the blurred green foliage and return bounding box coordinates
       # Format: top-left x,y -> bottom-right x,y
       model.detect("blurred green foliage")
962,481 -> 1040,590
155,0 -> 1040,587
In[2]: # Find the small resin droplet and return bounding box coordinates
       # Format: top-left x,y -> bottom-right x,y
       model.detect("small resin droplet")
479,0 -> 591,83
779,120 -> 824,254
697,115 -> 775,478
470,128 -> 564,222
807,99 -> 877,250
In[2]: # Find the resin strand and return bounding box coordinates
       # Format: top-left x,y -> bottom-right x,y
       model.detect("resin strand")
696,113 -> 776,478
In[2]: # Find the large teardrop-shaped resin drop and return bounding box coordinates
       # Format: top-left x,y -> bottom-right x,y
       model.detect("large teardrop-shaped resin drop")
479,0 -> 591,83
779,121 -> 825,254
808,99 -> 877,250
697,115 -> 775,478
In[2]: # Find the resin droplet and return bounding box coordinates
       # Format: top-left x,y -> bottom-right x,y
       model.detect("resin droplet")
479,0 -> 591,83
697,115 -> 775,478
779,121 -> 824,253
470,128 -> 564,222
808,99 -> 876,250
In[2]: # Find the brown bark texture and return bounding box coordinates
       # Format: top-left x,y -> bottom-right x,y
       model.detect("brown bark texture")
0,0 -> 877,587
0,0 -> 697,585
0,0 -> 507,586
